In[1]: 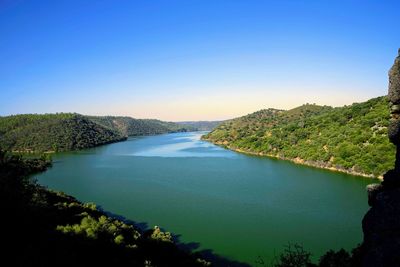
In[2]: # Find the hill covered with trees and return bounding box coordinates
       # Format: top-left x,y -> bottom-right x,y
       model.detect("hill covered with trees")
203,96 -> 395,178
87,116 -> 196,136
0,113 -> 126,152
175,121 -> 223,131
0,114 -> 197,153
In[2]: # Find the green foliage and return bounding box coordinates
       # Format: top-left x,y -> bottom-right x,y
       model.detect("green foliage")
0,113 -> 126,152
318,249 -> 351,267
272,243 -> 316,267
0,150 -> 50,209
150,226 -> 173,243
204,97 -> 395,177
56,214 -> 140,246
175,121 -> 223,131
87,116 -> 196,136
114,234 -> 125,244
256,245 -> 361,267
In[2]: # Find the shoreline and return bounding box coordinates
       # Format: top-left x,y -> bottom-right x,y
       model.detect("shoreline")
10,131 -> 202,154
203,138 -> 382,180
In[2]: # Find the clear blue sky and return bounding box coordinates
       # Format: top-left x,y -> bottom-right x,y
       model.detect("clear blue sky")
1,0 -> 399,121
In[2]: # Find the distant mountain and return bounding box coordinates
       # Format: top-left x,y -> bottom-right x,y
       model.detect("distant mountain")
87,116 -> 197,136
0,113 -> 196,152
203,96 -> 395,177
176,121 -> 223,131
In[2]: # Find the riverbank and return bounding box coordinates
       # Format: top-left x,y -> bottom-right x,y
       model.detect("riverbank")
204,139 -> 381,180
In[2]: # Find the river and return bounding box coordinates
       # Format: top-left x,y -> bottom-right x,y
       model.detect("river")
36,131 -> 375,266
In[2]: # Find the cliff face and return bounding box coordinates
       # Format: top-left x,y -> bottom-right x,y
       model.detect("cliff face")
362,50 -> 400,266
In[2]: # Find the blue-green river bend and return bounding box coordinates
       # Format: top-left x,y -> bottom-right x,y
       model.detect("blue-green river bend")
36,131 -> 376,266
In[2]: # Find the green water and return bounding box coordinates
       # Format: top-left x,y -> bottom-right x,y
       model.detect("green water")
36,132 -> 375,266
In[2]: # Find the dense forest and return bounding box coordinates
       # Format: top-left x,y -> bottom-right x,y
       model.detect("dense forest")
0,113 -> 196,153
87,116 -> 196,136
203,96 -> 395,177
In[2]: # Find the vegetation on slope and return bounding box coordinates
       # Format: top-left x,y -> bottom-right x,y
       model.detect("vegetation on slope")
88,116 -> 196,136
0,113 -> 198,153
0,113 -> 126,152
0,151 -> 210,267
203,96 -> 395,177
176,121 -> 223,131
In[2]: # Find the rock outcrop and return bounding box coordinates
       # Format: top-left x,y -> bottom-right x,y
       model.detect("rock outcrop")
362,49 -> 400,266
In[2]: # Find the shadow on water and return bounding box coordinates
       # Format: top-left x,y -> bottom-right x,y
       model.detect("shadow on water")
196,249 -> 252,267
173,234 -> 252,267
99,207 -> 149,232
99,206 -> 252,267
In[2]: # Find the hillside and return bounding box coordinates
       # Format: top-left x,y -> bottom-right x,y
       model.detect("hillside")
0,114 -> 198,153
203,96 -> 395,178
0,113 -> 126,152
87,116 -> 196,136
176,121 -> 223,131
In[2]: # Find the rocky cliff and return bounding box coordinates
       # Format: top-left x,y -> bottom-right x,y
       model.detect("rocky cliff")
362,49 -> 400,266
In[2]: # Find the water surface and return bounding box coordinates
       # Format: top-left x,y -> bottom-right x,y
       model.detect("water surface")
36,132 -> 374,265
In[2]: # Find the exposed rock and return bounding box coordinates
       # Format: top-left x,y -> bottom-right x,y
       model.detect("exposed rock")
366,183 -> 383,206
361,50 -> 400,266
388,49 -> 400,105
362,188 -> 400,266
388,49 -> 400,145
387,49 -> 400,177
382,168 -> 400,188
